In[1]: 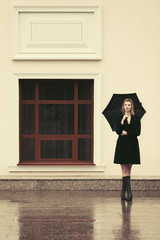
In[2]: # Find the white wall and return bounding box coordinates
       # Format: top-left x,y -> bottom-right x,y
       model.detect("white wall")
101,0 -> 160,177
0,0 -> 160,178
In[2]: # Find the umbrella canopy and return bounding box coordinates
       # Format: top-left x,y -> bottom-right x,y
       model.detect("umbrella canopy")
102,93 -> 146,131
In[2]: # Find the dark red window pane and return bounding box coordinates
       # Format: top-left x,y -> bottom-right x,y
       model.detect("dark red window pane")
39,104 -> 74,135
78,104 -> 91,134
39,80 -> 74,100
21,80 -> 35,100
78,81 -> 92,100
41,140 -> 72,159
22,104 -> 35,134
22,139 -> 35,160
78,139 -> 91,161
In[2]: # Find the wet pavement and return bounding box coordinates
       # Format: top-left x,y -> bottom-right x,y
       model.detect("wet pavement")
0,191 -> 160,240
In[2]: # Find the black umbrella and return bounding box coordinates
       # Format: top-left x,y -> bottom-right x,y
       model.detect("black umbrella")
102,93 -> 146,131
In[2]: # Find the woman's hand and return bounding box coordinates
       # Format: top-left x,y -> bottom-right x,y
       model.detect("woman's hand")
121,130 -> 127,136
121,115 -> 128,125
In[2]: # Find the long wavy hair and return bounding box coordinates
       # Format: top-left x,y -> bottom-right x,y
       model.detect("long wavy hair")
121,98 -> 135,115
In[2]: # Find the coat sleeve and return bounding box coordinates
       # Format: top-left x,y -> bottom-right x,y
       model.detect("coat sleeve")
115,116 -> 124,135
127,116 -> 141,137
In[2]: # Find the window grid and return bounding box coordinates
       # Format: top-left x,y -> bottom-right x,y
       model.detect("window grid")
19,79 -> 94,165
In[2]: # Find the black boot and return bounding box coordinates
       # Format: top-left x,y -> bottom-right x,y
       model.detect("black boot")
121,177 -> 126,200
125,176 -> 132,201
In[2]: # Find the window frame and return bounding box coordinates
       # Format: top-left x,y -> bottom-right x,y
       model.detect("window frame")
9,73 -> 103,172
19,79 -> 94,165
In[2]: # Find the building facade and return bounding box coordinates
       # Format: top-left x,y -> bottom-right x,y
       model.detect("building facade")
0,0 -> 160,189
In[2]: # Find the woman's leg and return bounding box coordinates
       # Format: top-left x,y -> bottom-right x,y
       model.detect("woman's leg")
121,164 -> 132,177
127,163 -> 132,176
121,164 -> 132,201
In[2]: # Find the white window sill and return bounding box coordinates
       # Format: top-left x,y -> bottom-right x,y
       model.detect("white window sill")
8,165 -> 105,172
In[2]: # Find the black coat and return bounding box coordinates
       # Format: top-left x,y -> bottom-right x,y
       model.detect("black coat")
114,115 -> 141,164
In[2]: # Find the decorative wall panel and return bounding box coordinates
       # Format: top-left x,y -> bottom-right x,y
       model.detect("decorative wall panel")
12,6 -> 102,60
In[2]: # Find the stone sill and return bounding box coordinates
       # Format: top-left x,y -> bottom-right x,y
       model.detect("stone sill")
1,175 -> 160,180
0,178 -> 160,191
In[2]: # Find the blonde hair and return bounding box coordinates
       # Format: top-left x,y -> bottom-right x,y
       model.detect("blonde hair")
121,98 -> 135,115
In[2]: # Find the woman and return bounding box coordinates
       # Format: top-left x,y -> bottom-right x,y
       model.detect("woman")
114,99 -> 141,201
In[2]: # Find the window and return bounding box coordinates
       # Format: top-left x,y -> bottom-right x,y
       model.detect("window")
19,79 -> 94,165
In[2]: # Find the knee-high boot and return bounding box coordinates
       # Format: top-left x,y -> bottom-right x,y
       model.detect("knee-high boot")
125,176 -> 132,201
121,177 -> 126,200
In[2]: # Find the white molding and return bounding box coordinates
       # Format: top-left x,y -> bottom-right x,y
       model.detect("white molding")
12,5 -> 102,60
8,165 -> 105,172
10,72 -> 103,172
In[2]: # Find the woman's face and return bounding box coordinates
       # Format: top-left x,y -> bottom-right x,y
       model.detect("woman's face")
123,101 -> 132,113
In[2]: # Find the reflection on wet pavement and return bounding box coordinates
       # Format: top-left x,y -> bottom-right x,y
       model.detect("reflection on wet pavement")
0,191 -> 160,240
